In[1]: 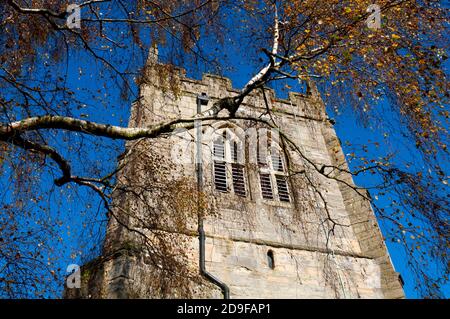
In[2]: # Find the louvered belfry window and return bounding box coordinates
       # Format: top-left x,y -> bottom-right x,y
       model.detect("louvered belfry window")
232,163 -> 246,197
259,172 -> 274,200
275,175 -> 290,202
213,135 -> 227,192
213,129 -> 247,197
258,130 -> 291,202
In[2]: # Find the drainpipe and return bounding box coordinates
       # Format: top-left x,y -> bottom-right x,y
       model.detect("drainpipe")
196,93 -> 230,299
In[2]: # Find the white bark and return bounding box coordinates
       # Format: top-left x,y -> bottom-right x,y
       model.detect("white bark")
0,115 -> 196,140
241,4 -> 280,94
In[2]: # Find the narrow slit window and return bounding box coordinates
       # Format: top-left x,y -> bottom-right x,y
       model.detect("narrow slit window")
267,250 -> 275,269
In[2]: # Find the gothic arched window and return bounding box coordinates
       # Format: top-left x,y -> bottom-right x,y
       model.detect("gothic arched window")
213,129 -> 247,197
257,130 -> 291,202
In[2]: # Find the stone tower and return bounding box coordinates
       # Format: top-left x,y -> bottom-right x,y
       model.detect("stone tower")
66,53 -> 405,299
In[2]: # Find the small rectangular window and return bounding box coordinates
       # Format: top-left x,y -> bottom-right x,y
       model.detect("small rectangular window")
267,250 -> 275,269
260,173 -> 274,200
231,164 -> 246,197
214,161 -> 227,192
275,175 -> 290,202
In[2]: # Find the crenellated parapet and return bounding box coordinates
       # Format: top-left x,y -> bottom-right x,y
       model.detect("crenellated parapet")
134,61 -> 327,128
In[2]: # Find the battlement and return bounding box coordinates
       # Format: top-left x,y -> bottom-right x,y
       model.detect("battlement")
141,62 -> 327,122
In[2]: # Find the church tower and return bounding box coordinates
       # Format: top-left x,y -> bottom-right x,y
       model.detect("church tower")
66,52 -> 405,299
